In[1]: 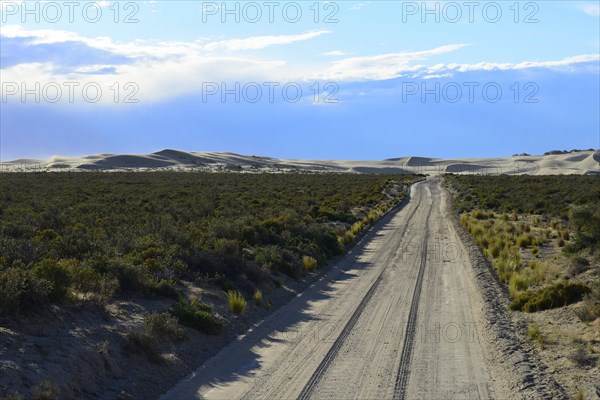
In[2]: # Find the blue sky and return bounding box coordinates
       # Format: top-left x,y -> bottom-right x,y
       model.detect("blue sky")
1,0 -> 599,160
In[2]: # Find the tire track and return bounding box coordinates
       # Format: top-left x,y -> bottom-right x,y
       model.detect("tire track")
297,184 -> 425,400
393,196 -> 434,400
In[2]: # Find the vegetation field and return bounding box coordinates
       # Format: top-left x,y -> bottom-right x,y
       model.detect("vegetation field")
0,172 -> 419,318
447,174 -> 599,313
446,174 -> 600,397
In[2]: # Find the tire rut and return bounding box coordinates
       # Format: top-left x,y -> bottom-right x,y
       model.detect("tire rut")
393,197 -> 434,400
296,185 -> 425,400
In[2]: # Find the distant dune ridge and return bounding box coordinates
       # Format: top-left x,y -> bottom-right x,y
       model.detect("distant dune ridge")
2,149 -> 599,175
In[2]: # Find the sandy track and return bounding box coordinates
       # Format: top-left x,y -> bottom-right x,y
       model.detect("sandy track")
162,179 -> 498,400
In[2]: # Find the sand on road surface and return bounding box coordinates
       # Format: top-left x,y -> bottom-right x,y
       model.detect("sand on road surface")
162,179 -> 507,400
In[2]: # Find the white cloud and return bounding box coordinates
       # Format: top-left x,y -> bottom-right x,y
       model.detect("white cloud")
322,50 -> 346,56
434,54 -> 600,73
204,31 -> 331,52
311,46 -> 599,81
581,3 -> 600,16
2,25 -> 598,105
312,44 -> 470,81
0,25 -> 310,104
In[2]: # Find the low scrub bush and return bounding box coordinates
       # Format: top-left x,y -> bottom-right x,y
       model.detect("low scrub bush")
254,246 -> 298,277
152,278 -> 179,299
510,282 -> 591,312
1,172 -> 418,314
568,256 -> 590,276
213,273 -> 236,292
566,205 -> 600,254
172,297 -> 222,335
570,345 -> 595,367
227,290 -> 247,314
33,380 -> 60,400
69,264 -> 119,304
575,281 -> 600,322
473,210 -> 493,220
32,259 -> 70,301
124,312 -> 186,363
0,267 -> 51,314
144,311 -> 187,342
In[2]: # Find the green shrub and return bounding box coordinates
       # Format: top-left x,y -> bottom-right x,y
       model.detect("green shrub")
567,205 -> 600,254
145,312 -> 187,342
68,264 -> 119,304
172,298 -> 222,335
99,259 -> 153,294
0,172 -> 418,315
510,282 -> 591,312
302,256 -> 317,272
32,259 -> 70,301
473,210 -> 493,220
0,267 -> 50,314
2,393 -> 24,400
227,290 -> 247,314
254,246 -> 283,270
213,273 -> 236,292
33,380 -> 60,400
152,278 -> 179,299
125,330 -> 162,363
214,238 -> 240,256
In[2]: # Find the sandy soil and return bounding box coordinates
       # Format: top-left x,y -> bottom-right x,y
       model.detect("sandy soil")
162,179 -> 565,400
2,150 -> 598,175
0,270 -> 320,399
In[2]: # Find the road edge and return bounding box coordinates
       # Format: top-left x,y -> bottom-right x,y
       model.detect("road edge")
442,181 -> 569,400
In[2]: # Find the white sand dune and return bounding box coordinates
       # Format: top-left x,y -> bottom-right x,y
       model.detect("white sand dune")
2,149 -> 598,175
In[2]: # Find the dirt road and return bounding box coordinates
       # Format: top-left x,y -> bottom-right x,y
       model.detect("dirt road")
162,179 -> 500,400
